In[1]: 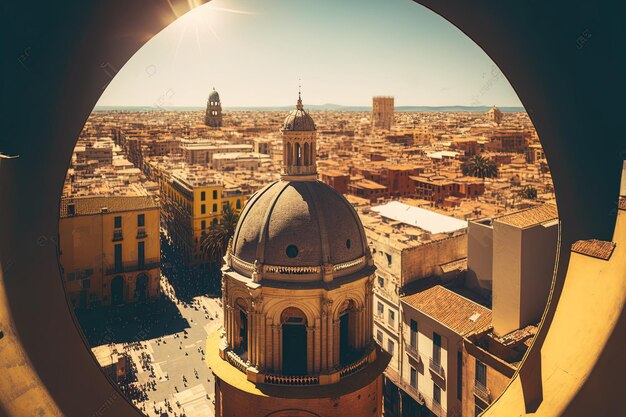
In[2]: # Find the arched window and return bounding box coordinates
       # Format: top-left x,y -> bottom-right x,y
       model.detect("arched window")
295,143 -> 302,166
234,298 -> 248,356
281,307 -> 307,375
304,142 -> 309,165
134,273 -> 148,302
339,299 -> 358,365
110,276 -> 124,306
287,142 -> 292,165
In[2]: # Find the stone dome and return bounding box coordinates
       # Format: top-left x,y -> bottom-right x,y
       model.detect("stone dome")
208,88 -> 220,102
281,108 -> 316,131
230,180 -> 370,282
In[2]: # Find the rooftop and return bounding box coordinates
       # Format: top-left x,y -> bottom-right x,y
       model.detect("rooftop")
494,203 -> 558,228
571,239 -> 616,260
60,195 -> 157,217
371,201 -> 467,234
402,285 -> 492,336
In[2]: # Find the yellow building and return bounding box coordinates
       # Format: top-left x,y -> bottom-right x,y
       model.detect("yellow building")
59,195 -> 160,308
160,168 -> 246,265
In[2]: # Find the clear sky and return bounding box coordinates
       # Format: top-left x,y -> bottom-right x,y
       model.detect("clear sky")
96,0 -> 523,108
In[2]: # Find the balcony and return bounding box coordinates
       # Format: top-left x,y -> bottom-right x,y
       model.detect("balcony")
264,373 -> 319,386
105,258 -> 160,275
221,341 -> 377,386
431,401 -> 443,417
474,380 -> 491,403
429,357 -> 445,378
400,380 -> 423,405
406,343 -> 419,361
112,230 -> 123,242
136,228 -> 147,239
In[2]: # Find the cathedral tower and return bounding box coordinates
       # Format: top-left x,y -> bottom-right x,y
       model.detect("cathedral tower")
205,87 -> 223,127
207,93 -> 389,417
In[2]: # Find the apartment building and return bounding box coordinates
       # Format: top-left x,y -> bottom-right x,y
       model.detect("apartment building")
400,286 -> 492,417
59,195 -> 161,308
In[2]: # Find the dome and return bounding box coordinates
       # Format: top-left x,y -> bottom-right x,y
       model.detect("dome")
208,88 -> 220,102
281,109 -> 316,131
230,180 -> 370,282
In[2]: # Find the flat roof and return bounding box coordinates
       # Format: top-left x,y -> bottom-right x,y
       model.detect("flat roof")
371,201 -> 467,234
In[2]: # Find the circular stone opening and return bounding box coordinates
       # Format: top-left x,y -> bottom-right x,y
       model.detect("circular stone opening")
346,239 -> 351,249
286,245 -> 299,258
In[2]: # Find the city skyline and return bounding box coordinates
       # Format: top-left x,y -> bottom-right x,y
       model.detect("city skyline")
97,0 -> 524,108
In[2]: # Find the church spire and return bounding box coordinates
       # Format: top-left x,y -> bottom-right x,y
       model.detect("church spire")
296,79 -> 303,110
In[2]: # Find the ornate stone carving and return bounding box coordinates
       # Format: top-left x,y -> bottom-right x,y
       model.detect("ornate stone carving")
321,297 -> 333,317
225,237 -> 233,266
252,259 -> 262,282
322,263 -> 334,282
251,295 -> 264,312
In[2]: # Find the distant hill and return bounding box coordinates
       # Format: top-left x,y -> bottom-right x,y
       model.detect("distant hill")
94,104 -> 525,113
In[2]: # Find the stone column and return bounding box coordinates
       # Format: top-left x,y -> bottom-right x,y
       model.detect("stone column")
333,319 -> 340,368
225,305 -> 233,347
314,318 -> 321,373
307,326 -> 314,374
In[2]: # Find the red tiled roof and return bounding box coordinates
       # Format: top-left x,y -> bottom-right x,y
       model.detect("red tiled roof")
402,285 -> 492,336
571,239 -> 616,260
494,204 -> 558,228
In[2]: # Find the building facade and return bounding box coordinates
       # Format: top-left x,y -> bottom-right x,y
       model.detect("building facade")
486,106 -> 503,125
372,96 -> 395,131
207,94 -> 389,417
400,286 -> 492,417
159,169 -> 246,266
59,195 -> 161,308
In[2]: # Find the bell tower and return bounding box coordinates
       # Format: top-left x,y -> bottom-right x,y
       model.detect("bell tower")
205,87 -> 223,128
280,91 -> 317,181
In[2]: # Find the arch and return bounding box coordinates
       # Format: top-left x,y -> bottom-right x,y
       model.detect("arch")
332,295 -> 365,320
265,299 -> 317,327
110,275 -> 124,306
287,142 -> 292,166
281,306 -> 308,375
337,299 -> 359,365
295,142 -> 302,166
233,297 -> 249,355
303,142 -> 309,165
133,273 -> 148,302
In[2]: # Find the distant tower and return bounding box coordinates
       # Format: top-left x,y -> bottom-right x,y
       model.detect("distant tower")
487,105 -> 503,125
207,90 -> 388,417
372,96 -> 394,130
205,87 -> 223,127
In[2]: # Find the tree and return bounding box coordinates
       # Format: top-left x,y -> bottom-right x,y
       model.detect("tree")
200,201 -> 240,266
461,155 -> 498,179
519,185 -> 538,200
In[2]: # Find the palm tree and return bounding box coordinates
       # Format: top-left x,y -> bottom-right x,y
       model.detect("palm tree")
200,201 -> 240,266
461,155 -> 498,179
519,185 -> 538,200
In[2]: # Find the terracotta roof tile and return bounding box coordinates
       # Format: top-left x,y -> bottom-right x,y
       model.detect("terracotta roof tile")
60,196 -> 158,217
571,239 -> 616,260
402,285 -> 492,336
494,204 -> 558,228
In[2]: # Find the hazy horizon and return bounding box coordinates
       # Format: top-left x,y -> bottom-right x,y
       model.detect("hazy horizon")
97,0 -> 524,109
